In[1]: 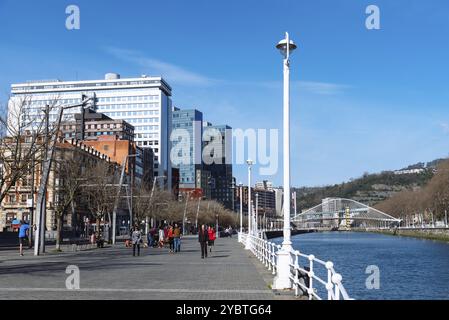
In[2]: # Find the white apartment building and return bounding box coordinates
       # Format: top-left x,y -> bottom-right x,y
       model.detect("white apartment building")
8,73 -> 172,188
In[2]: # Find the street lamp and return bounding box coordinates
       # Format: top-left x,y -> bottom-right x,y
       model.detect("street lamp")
245,159 -> 253,250
239,182 -> 243,241
146,175 -> 166,235
34,97 -> 93,256
182,191 -> 194,236
255,193 -> 259,237
112,154 -> 137,245
273,32 -> 297,290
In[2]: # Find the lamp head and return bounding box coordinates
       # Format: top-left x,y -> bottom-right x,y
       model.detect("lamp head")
246,159 -> 254,166
276,37 -> 297,59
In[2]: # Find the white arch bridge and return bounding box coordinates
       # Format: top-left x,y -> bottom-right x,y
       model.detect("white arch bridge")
292,198 -> 401,230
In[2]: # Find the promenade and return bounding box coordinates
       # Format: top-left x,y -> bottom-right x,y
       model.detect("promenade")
0,236 -> 278,300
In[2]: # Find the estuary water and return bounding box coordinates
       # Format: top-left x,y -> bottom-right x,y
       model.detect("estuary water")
273,232 -> 449,300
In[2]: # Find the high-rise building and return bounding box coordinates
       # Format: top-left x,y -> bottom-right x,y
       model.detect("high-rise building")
9,73 -> 172,189
171,109 -> 203,191
203,123 -> 233,209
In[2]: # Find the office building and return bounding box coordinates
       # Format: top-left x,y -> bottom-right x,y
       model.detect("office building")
9,73 -> 172,189
171,109 -> 203,191
203,123 -> 233,209
60,109 -> 135,141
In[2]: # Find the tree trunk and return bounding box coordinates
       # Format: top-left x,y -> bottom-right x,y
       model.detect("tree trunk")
107,212 -> 112,243
71,201 -> 76,237
56,213 -> 62,251
96,216 -> 101,238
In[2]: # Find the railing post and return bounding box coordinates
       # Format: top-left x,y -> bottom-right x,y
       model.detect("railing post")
265,241 -> 269,268
325,261 -> 334,300
272,243 -> 276,275
294,251 -> 299,296
267,242 -> 272,271
308,255 -> 315,300
332,274 -> 342,300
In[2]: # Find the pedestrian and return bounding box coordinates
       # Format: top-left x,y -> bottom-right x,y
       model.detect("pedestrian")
207,225 -> 216,253
173,223 -> 181,252
168,225 -> 174,253
131,226 -> 142,256
18,220 -> 30,256
198,224 -> 209,259
158,226 -> 165,248
228,226 -> 233,238
147,227 -> 155,248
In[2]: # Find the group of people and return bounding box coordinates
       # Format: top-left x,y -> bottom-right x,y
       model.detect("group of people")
130,223 -> 182,256
131,223 -> 218,259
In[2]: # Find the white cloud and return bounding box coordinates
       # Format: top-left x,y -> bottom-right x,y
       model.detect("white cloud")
104,47 -> 219,86
296,81 -> 351,95
104,46 -> 349,95
440,122 -> 449,135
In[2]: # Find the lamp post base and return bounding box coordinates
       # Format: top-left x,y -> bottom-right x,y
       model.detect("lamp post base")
272,245 -> 293,290
245,233 -> 251,250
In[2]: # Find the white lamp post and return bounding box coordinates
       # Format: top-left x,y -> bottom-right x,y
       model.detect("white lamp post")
245,159 -> 253,250
255,193 -> 259,237
239,182 -> 243,242
273,32 -> 297,290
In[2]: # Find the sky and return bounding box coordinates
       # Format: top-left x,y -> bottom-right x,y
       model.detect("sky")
1,0 -> 449,187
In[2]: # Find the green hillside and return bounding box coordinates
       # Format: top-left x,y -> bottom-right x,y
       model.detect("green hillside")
294,164 -> 438,212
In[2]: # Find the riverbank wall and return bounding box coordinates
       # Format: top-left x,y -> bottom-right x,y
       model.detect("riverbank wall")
364,228 -> 449,243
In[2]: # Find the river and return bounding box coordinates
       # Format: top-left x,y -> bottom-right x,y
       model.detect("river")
273,232 -> 449,300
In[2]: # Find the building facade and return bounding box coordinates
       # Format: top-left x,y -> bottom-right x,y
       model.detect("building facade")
9,73 -> 172,189
61,109 -> 135,142
203,123 -> 233,210
0,137 -> 120,233
171,109 -> 203,190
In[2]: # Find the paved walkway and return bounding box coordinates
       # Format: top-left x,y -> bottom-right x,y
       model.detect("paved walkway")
0,236 -> 276,300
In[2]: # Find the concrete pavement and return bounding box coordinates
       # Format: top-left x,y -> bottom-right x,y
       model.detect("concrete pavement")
0,236 -> 277,300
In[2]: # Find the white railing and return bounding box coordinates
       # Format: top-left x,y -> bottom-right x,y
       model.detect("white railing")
239,232 -> 352,300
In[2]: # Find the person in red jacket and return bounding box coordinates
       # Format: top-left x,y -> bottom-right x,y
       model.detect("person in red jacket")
207,225 -> 216,253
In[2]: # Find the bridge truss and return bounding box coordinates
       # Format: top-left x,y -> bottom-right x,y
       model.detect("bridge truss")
292,198 -> 401,229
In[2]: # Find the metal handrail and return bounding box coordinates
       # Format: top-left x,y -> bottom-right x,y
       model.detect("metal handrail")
239,232 -> 352,300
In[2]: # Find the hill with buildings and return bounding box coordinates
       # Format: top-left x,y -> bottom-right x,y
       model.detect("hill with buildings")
294,159 -> 445,212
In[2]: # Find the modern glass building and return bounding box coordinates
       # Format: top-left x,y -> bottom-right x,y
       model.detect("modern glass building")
171,108 -> 203,189
8,73 -> 172,188
203,123 -> 234,209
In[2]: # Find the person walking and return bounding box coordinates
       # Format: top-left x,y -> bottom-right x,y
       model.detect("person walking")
207,225 -> 216,253
168,225 -> 174,253
147,228 -> 153,248
131,226 -> 142,257
173,223 -> 181,253
18,220 -> 30,256
198,224 -> 209,259
158,226 -> 165,248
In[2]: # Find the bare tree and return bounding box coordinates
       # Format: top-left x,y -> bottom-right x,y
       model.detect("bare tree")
83,160 -> 119,238
0,95 -> 59,204
53,148 -> 86,250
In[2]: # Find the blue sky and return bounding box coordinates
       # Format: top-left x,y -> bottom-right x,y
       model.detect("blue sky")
1,0 -> 449,187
